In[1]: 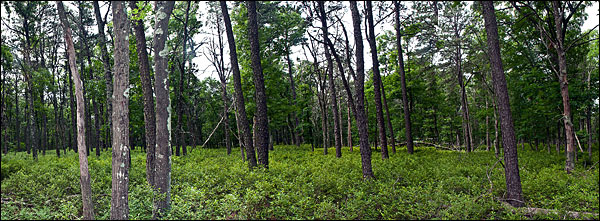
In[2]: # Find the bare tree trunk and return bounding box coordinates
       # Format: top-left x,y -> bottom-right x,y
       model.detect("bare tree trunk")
348,104 -> 353,151
14,75 -> 20,153
395,1 -> 413,154
57,1 -> 95,218
482,1 -> 524,207
350,1 -> 374,179
247,1 -> 269,168
318,2 -> 342,158
152,1 -> 175,218
93,0 -> 112,152
109,2 -> 130,219
486,98 -> 490,150
221,1 -> 256,168
130,1 -> 156,187
366,1 -> 388,159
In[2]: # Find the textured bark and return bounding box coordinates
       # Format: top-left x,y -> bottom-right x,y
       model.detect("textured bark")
395,1 -> 413,154
152,1 -> 175,218
56,1 -> 95,218
247,1 -> 269,168
366,1 -> 388,159
110,2 -> 130,219
93,0 -> 112,150
482,1 -> 524,207
221,1 -> 256,167
350,1 -> 374,179
129,1 -> 156,187
318,2 -> 342,158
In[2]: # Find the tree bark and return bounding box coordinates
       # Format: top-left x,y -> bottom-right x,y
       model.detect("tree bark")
221,1 -> 256,168
93,0 -> 112,151
129,1 -> 156,187
318,2 -> 342,158
56,1 -> 95,218
366,1 -> 388,159
348,104 -> 353,151
110,2 -> 130,219
247,1 -> 269,168
482,1 -> 524,207
395,1 -> 413,154
350,1 -> 374,179
152,1 -> 175,218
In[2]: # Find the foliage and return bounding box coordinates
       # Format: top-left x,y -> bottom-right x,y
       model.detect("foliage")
2,145 -> 598,220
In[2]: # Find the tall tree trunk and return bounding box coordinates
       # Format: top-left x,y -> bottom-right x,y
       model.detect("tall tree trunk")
152,1 -> 175,218
395,1 -> 413,154
486,98 -> 490,150
318,2 -> 342,158
380,72 -> 395,154
110,2 -> 130,219
93,0 -> 112,151
176,1 -> 191,157
221,1 -> 256,168
67,58 -> 77,153
247,1 -> 269,168
14,75 -> 20,153
213,16 -> 232,155
130,0 -> 157,187
482,1 -> 524,207
366,1 -> 388,159
348,104 -> 353,151
350,1 -> 374,179
57,1 -> 95,218
286,44 -> 300,147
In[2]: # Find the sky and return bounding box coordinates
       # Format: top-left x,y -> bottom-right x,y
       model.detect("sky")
1,1 -> 598,81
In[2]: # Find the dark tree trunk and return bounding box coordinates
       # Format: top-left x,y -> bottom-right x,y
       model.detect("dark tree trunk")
176,1 -> 191,157
14,75 -> 20,153
68,58 -> 77,153
93,0 -> 112,151
482,1 -> 524,207
130,0 -> 157,187
395,1 -> 413,154
366,1 -> 388,159
318,2 -> 342,158
152,1 -> 175,218
247,1 -> 269,168
221,1 -> 256,168
57,2 -> 95,218
350,1 -> 374,179
348,104 -> 353,151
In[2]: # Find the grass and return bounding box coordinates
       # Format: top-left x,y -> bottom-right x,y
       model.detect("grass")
1,143 -> 598,220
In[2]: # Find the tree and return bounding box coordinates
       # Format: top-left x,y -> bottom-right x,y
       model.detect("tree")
92,0 -> 112,152
481,0 -> 524,207
317,1 -> 342,158
365,1 -> 388,159
56,1 -> 95,219
350,1 -> 374,179
221,1 -> 256,168
129,0 -> 156,187
110,1 -> 130,219
395,1 -> 414,154
247,1 -> 269,168
152,1 -> 175,218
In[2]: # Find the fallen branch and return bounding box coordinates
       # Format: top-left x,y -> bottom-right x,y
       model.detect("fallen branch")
396,140 -> 458,151
199,102 -> 235,149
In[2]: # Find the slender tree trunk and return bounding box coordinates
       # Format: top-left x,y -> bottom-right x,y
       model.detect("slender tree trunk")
152,1 -> 175,218
110,2 -> 130,219
57,2 -> 95,218
130,1 -> 156,187
175,1 -> 191,157
93,0 -> 112,152
348,104 -> 353,152
221,1 -> 256,167
67,58 -> 77,153
350,1 -> 374,179
381,72 -> 395,154
247,1 -> 269,168
395,1 -> 413,154
318,2 -> 342,158
285,43 -> 299,147
482,1 -> 524,207
486,98 -> 490,150
366,1 -> 388,159
14,75 -> 20,153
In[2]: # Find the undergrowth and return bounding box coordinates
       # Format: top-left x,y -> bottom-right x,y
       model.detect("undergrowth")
1,143 -> 598,220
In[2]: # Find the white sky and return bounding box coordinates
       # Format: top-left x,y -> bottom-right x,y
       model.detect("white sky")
1,1 -> 598,81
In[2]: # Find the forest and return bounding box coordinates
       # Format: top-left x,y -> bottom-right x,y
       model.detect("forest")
0,1 -> 598,220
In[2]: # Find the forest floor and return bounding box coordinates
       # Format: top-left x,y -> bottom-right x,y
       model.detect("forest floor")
1,143 -> 598,220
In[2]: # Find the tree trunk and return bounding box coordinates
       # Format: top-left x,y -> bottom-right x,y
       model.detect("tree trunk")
395,1 -> 413,154
318,2 -> 342,158
221,1 -> 256,168
93,0 -> 112,152
486,98 -> 490,150
247,1 -> 269,168
348,104 -> 353,151
57,1 -> 95,218
175,1 -> 191,157
152,1 -> 175,218
14,75 -> 20,153
350,1 -> 374,179
366,1 -> 388,159
130,1 -> 156,187
286,43 -> 300,147
67,58 -> 77,153
482,1 -> 524,207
